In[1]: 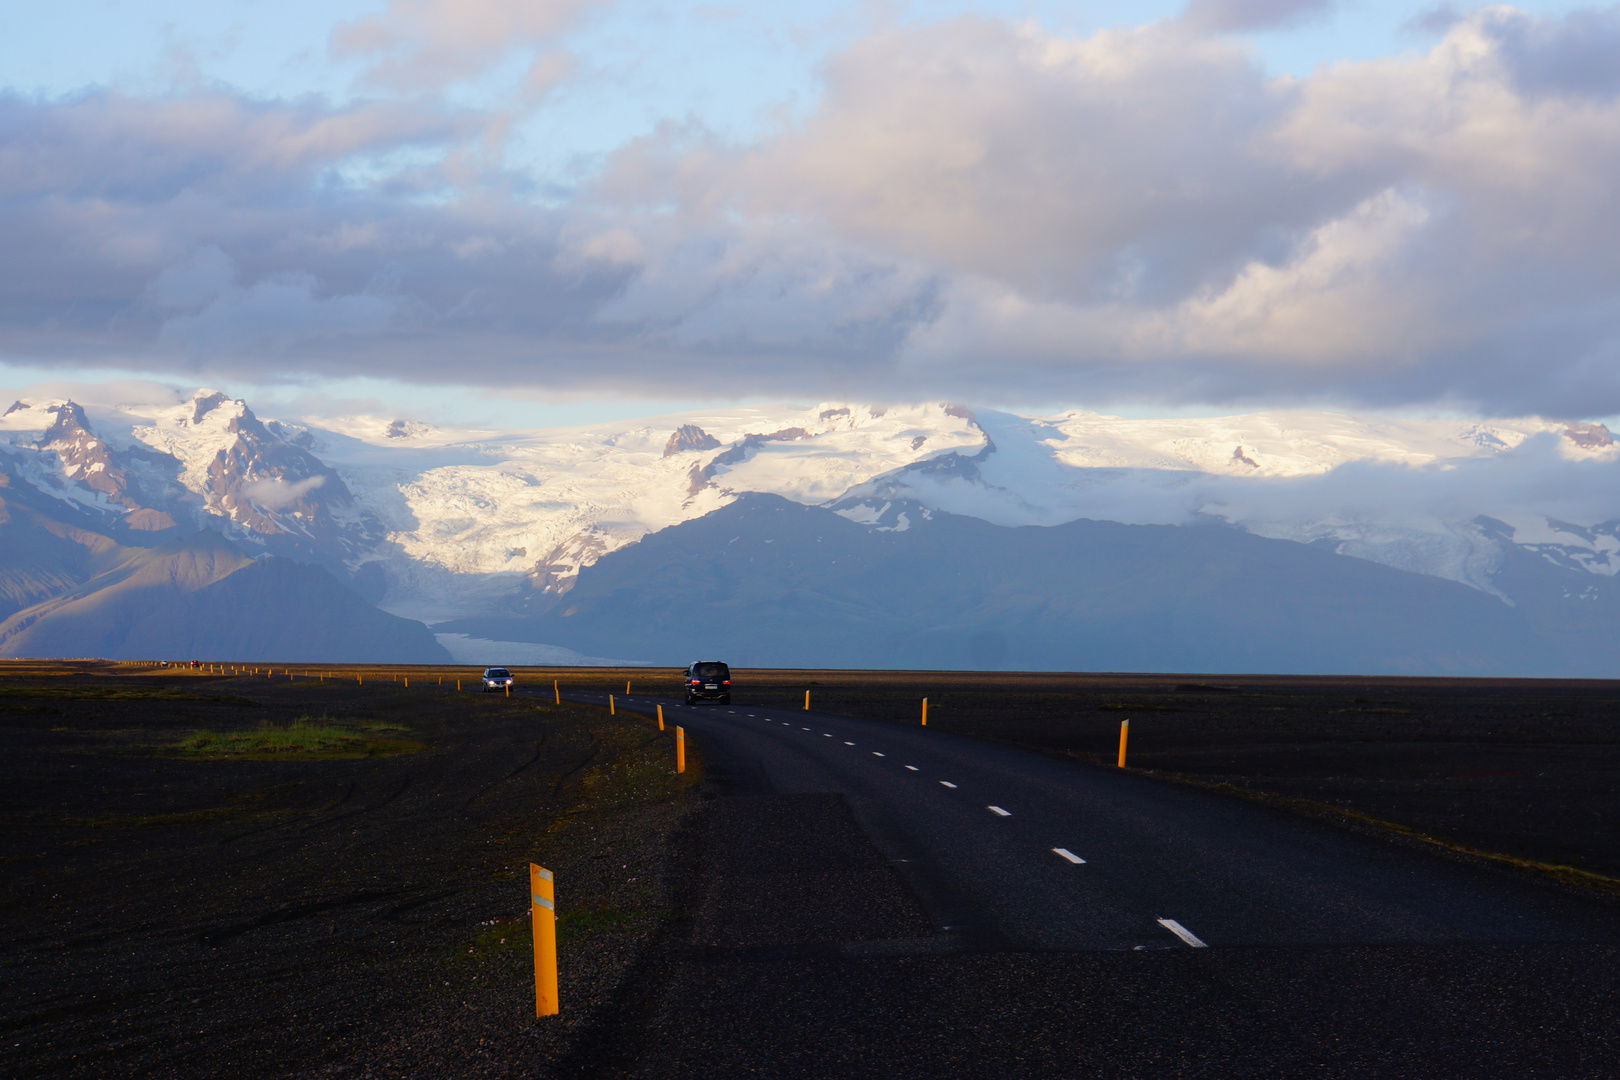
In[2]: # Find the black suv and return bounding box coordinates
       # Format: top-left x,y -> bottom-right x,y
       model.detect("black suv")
684,661 -> 731,705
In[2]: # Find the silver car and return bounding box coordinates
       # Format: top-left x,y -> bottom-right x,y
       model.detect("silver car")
481,667 -> 514,692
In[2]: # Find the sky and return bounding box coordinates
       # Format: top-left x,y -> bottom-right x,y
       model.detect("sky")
1,0 -> 1617,426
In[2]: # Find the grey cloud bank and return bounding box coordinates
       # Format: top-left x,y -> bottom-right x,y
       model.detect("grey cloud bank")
1,6 -> 1618,414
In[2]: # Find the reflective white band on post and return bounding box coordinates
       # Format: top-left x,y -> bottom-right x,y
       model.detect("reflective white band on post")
532,894 -> 554,910
534,867 -> 553,881
1157,918 -> 1207,948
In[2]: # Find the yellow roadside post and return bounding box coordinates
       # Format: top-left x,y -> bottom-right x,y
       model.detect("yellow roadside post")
530,864 -> 559,1018
676,726 -> 685,773
609,694 -> 614,715
626,679 -> 631,695
804,690 -> 810,711
554,680 -> 560,705
506,682 -> 510,697
404,676 -> 408,688
656,704 -> 664,730
1118,719 -> 1129,767
457,679 -> 461,691
921,697 -> 928,726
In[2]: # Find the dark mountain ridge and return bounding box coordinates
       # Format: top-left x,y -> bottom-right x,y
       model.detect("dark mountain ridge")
445,494 -> 1590,675
0,521 -> 447,663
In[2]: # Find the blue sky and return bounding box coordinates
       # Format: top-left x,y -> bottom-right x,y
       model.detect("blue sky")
2,0 -> 1618,425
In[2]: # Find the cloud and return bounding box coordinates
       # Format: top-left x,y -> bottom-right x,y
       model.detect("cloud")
592,7 -> 1620,414
3,8 -> 1620,415
330,0 -> 602,92
0,89 -> 633,375
243,475 -> 326,509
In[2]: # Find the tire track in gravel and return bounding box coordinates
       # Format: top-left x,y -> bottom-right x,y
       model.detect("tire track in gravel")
460,734 -> 548,813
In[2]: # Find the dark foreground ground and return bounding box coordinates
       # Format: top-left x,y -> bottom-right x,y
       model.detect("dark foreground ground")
2,661 -> 695,1078
6,663 -> 1620,1078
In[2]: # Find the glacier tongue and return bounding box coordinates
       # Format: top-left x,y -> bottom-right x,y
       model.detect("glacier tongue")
433,633 -> 652,667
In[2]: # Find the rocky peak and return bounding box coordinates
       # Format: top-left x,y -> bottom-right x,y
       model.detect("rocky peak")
34,401 -> 178,530
194,401 -> 388,577
38,401 -> 95,446
37,401 -> 112,478
663,424 -> 722,458
1564,422 -> 1613,449
384,419 -> 432,440
190,390 -> 232,424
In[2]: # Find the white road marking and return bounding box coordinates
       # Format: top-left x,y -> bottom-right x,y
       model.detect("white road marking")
802,727 -> 811,731
1052,848 -> 1086,864
940,781 -> 957,789
824,733 -> 832,737
1157,919 -> 1208,948
988,806 -> 1010,816
844,741 -> 856,746
905,765 -> 919,771
873,752 -> 885,757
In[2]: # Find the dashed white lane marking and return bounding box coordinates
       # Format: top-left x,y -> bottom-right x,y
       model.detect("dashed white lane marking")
939,781 -> 957,789
1052,848 -> 1087,864
873,752 -> 886,757
1157,919 -> 1208,948
905,765 -> 920,771
844,741 -> 856,746
824,733 -> 833,737
802,727 -> 811,731
988,806 -> 1011,816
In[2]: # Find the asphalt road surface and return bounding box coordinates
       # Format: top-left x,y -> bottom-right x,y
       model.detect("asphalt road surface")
552,690 -> 1620,1078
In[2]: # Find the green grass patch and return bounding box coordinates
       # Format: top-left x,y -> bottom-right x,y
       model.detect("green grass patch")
170,716 -> 425,759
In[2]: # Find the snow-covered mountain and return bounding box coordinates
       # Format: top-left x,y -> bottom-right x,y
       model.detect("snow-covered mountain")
4,387 -> 1619,667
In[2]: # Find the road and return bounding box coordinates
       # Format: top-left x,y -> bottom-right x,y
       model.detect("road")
550,689 -> 1620,1078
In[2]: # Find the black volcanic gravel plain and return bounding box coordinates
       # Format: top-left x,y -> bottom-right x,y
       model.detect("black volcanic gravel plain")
7,663 -> 1620,1077
3,662 -> 695,1078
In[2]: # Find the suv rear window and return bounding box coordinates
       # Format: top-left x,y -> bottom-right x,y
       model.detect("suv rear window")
486,668 -> 510,678
693,663 -> 728,678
